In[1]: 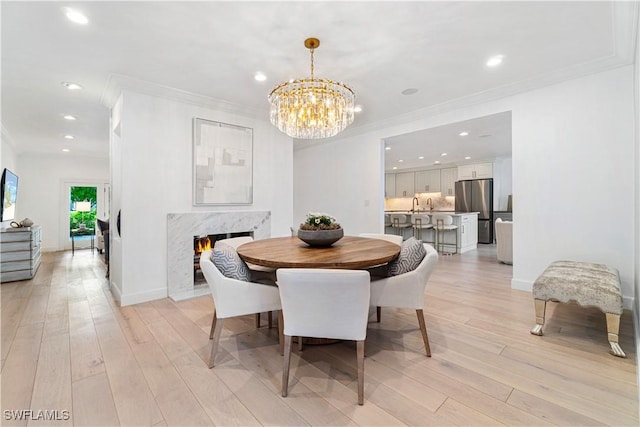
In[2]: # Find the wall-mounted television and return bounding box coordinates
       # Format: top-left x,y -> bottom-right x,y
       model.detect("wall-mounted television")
1,168 -> 19,222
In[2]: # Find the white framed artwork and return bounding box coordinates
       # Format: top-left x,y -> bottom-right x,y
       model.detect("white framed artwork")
193,118 -> 253,205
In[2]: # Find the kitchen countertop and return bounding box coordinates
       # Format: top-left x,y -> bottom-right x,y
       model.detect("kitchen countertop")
385,211 -> 479,216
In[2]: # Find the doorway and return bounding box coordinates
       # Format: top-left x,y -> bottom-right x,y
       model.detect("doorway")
61,181 -> 110,250
69,186 -> 97,249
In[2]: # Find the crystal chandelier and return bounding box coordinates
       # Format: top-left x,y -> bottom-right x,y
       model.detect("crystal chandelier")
268,38 -> 355,139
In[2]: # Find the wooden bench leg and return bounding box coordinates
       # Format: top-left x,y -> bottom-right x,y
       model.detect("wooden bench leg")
530,299 -> 546,336
606,313 -> 626,358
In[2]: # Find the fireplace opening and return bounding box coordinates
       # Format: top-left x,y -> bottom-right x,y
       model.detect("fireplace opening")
193,231 -> 253,282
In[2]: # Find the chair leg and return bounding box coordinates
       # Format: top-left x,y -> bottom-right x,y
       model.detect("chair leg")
278,310 -> 285,356
282,335 -> 293,397
209,309 -> 217,340
356,340 -> 365,405
268,311 -> 273,329
255,312 -> 261,328
416,309 -> 431,357
208,317 -> 225,368
376,306 -> 381,323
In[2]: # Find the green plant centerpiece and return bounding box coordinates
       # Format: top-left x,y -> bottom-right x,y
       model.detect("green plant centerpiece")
298,213 -> 344,247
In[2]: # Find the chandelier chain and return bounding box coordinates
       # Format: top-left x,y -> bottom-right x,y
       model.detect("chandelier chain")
310,47 -> 315,79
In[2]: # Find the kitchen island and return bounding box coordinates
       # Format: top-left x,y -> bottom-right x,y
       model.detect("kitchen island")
384,211 -> 479,254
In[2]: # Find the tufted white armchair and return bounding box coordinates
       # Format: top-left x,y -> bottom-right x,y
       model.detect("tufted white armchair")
495,218 -> 513,264
369,243 -> 439,356
199,249 -> 282,368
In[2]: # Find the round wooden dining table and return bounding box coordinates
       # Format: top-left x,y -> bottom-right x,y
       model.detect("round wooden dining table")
236,235 -> 400,270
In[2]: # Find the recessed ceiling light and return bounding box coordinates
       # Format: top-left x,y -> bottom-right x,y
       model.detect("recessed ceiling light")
418,156 -> 424,160
254,72 -> 267,82
63,7 -> 89,25
401,88 -> 418,95
392,166 -> 397,170
63,115 -> 77,121
385,146 -> 391,151
441,153 -> 447,157
398,159 -> 404,163
459,131 -> 469,136
64,135 -> 74,139
486,54 -> 504,67
61,82 -> 83,90
434,160 -> 441,164
353,105 -> 363,113
62,149 -> 70,152
465,156 -> 471,160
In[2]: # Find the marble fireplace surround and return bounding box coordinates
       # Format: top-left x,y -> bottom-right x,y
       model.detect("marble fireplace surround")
167,210 -> 271,301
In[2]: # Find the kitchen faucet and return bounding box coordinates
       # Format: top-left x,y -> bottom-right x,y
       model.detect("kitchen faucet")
426,198 -> 433,211
412,196 -> 419,213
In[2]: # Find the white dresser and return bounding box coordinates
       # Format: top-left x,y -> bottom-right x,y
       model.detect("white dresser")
0,225 -> 42,282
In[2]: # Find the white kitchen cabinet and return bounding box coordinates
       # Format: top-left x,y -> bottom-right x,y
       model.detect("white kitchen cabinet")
395,172 -> 415,197
458,162 -> 493,180
440,167 -> 457,196
385,173 -> 396,198
414,170 -> 441,193
457,214 -> 478,252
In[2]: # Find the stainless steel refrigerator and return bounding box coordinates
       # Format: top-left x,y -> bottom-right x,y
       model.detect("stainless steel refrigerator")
455,179 -> 494,244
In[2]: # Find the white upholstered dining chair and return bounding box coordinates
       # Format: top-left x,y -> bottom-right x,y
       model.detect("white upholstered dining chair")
199,248 -> 282,368
369,242 -> 439,356
276,268 -> 371,405
358,233 -> 403,246
495,218 -> 513,264
216,236 -> 276,328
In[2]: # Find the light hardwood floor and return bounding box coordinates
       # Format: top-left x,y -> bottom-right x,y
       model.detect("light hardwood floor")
1,246 -> 637,426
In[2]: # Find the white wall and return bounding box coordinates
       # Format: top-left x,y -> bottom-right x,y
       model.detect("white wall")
112,90 -> 293,305
493,157 -> 512,211
5,153 -> 108,251
294,135 -> 384,232
295,66 -> 636,307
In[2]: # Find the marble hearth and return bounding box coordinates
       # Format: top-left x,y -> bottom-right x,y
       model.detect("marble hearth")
167,211 -> 270,301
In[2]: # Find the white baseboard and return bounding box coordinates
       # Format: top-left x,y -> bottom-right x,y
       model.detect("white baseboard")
109,280 -> 122,303
119,287 -> 168,307
511,278 -> 533,292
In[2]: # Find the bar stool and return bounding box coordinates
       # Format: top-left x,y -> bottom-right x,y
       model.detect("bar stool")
431,213 -> 458,254
384,214 -> 393,235
411,214 -> 435,247
389,214 -> 411,239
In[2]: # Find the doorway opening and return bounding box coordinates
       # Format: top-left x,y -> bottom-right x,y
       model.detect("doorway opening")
69,186 -> 97,247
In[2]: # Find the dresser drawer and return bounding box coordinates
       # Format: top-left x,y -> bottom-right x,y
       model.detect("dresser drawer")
0,260 -> 32,272
0,241 -> 31,252
0,250 -> 32,262
0,231 -> 31,243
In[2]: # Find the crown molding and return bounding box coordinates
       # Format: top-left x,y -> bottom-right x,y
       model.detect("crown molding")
101,74 -> 267,120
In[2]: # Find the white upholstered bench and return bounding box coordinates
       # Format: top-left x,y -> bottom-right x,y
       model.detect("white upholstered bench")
530,260 -> 625,358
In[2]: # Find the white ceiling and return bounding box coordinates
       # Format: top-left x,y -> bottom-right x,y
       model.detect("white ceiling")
384,111 -> 512,172
1,1 -> 636,159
